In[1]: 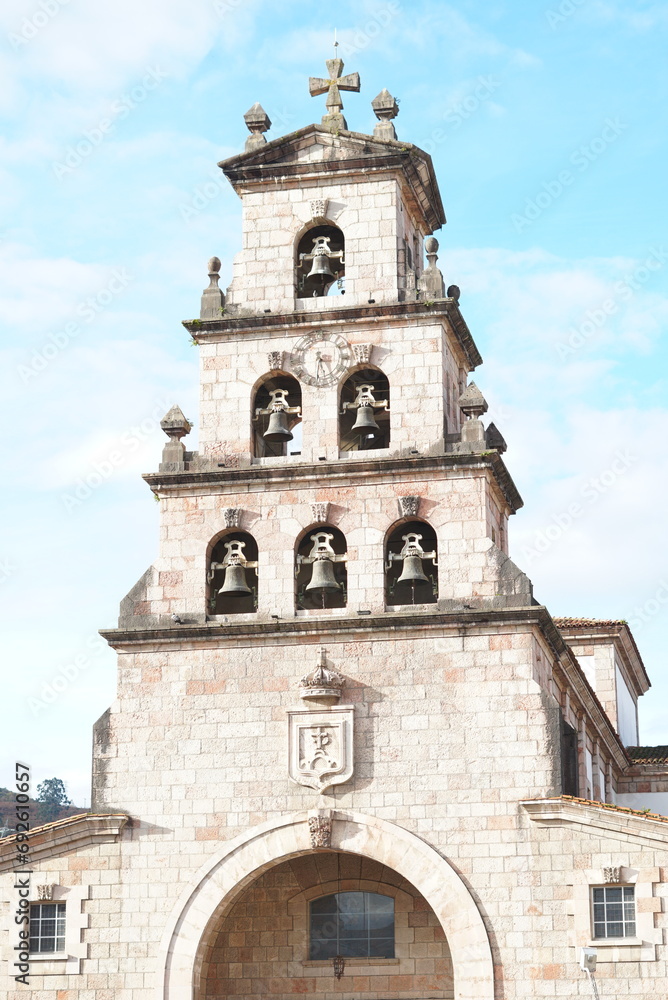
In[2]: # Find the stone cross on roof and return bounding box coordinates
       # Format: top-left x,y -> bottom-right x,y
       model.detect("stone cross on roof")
309,58 -> 360,132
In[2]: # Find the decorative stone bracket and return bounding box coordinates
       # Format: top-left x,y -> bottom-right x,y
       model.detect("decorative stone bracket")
311,501 -> 330,523
398,495 -> 420,518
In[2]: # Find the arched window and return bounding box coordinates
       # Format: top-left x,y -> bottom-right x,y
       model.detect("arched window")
296,526 -> 347,610
207,531 -> 258,615
252,375 -> 302,458
310,892 -> 394,959
340,368 -> 390,452
296,224 -> 345,299
385,519 -> 438,605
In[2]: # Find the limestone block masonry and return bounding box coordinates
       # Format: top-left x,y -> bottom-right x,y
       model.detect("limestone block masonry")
2,84 -> 666,1000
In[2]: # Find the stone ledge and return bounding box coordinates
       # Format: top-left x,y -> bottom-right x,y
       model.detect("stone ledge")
521,796 -> 668,846
184,297 -> 481,370
143,451 -> 522,513
0,813 -> 129,871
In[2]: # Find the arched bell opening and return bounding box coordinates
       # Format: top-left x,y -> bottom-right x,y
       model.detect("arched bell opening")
385,519 -> 438,606
252,374 -> 302,458
295,525 -> 347,611
340,367 -> 390,452
196,851 -> 454,999
296,224 -> 345,299
207,531 -> 258,616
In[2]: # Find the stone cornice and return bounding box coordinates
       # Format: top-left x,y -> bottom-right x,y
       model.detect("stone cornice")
143,451 -> 522,513
100,604 -> 629,773
0,813 -> 128,872
218,123 -> 446,232
521,796 -> 668,847
183,298 -> 482,372
556,621 -> 650,697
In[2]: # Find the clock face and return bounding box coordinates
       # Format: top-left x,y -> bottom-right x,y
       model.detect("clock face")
291,332 -> 352,387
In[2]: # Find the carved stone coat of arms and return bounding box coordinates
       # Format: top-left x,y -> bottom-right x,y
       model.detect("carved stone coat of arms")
287,706 -> 354,792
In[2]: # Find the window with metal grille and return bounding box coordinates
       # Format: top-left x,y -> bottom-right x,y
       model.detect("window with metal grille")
309,891 -> 394,959
29,902 -> 66,953
592,886 -> 636,938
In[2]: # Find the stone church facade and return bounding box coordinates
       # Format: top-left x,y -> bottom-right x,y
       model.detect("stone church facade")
2,69 -> 668,999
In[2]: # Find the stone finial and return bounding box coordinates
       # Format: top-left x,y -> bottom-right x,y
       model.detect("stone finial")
352,343 -> 372,365
398,496 -> 420,518
309,58 -> 360,132
372,88 -> 399,140
267,350 -> 283,371
200,256 -> 225,320
308,809 -> 332,848
311,501 -> 330,524
223,507 -> 240,528
459,383 -> 488,448
160,405 -> 192,471
418,236 -> 445,299
243,102 -> 271,151
485,422 -> 507,454
299,647 -> 344,700
458,382 -> 488,419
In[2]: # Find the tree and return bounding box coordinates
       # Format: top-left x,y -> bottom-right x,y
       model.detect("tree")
36,778 -> 71,823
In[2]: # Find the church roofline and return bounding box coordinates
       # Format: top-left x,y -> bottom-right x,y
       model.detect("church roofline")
142,451 -> 523,514
554,617 -> 650,696
0,813 -> 128,872
185,298 -> 482,371
522,796 -> 668,846
218,123 -> 446,233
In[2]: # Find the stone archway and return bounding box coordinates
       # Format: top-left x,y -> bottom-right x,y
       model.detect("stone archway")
155,811 -> 495,1000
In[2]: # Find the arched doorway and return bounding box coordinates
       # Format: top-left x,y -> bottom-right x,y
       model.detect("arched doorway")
157,812 -> 495,1000
198,852 -> 454,997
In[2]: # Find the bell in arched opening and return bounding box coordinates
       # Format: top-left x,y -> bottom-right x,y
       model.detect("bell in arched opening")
385,520 -> 438,606
340,368 -> 391,453
208,531 -> 259,615
296,225 -> 345,299
253,377 -> 302,458
296,528 -> 347,611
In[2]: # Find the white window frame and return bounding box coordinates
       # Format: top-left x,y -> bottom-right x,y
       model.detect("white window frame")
591,885 -> 636,940
29,901 -> 67,955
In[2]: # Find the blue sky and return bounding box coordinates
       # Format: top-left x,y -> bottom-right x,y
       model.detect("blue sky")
1,0 -> 667,805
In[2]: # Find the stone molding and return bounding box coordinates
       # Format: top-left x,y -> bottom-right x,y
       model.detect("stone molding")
521,797 -> 668,847
184,298 -> 482,370
143,450 -> 522,513
155,810 -> 495,1000
0,813 -> 128,872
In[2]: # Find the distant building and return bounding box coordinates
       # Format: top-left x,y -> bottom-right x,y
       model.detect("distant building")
2,65 -> 667,1000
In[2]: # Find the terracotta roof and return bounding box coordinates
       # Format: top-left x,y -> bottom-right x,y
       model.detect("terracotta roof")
626,746 -> 668,765
553,617 -> 628,628
547,795 -> 668,823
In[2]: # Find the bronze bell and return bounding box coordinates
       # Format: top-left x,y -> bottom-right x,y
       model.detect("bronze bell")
218,561 -> 252,597
397,554 -> 430,587
264,409 -> 293,442
307,253 -> 335,282
351,404 -> 379,435
305,556 -> 341,593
